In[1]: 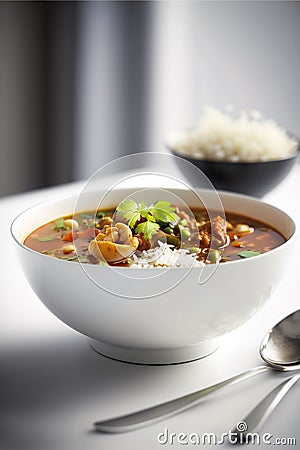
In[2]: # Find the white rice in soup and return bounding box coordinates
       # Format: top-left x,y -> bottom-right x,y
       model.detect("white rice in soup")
131,241 -> 204,268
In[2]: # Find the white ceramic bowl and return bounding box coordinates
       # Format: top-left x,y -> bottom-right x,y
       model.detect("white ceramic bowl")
11,188 -> 296,364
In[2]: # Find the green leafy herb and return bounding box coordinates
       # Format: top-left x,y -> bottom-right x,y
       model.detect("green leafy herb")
116,199 -> 141,228
135,221 -> 160,240
77,255 -> 92,264
116,199 -> 179,239
33,234 -> 58,242
60,255 -> 78,261
238,250 -> 261,258
150,200 -> 178,223
52,218 -> 68,231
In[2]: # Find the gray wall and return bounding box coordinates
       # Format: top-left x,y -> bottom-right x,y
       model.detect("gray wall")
147,1 -> 300,152
0,2 -> 77,196
0,3 -> 46,194
1,1 -> 299,193
74,1 -> 151,179
75,1 -> 300,179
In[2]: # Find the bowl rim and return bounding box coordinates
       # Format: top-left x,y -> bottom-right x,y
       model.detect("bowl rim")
10,187 -> 297,269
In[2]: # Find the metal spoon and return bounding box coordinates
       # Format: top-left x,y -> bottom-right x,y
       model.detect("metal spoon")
94,309 -> 300,433
230,373 -> 300,444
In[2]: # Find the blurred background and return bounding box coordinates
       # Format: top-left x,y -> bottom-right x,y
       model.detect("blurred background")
0,1 -> 299,196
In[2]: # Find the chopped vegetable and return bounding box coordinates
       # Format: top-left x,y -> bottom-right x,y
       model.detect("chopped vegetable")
60,255 -> 78,261
63,244 -> 75,254
238,250 -> 261,258
181,228 -> 191,240
62,231 -> 73,242
77,255 -> 92,264
234,224 -> 252,234
178,219 -> 188,227
52,218 -> 68,231
163,226 -> 174,235
188,247 -> 200,254
64,219 -> 79,230
232,241 -> 243,248
62,228 -> 100,242
166,234 -> 181,248
207,249 -> 221,263
97,260 -> 109,266
33,234 -> 58,242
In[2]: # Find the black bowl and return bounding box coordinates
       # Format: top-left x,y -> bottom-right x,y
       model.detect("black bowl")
169,148 -> 299,197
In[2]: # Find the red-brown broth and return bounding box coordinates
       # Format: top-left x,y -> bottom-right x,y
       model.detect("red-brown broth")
23,208 -> 286,265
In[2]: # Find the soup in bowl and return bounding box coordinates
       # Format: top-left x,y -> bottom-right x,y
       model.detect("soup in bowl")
11,188 -> 296,364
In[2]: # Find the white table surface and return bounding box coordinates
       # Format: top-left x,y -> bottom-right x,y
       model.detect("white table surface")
1,166 -> 300,450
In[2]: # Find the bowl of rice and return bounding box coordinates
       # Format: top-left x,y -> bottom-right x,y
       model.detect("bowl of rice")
167,107 -> 299,197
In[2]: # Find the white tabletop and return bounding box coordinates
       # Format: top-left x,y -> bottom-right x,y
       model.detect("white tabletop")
1,167 -> 300,450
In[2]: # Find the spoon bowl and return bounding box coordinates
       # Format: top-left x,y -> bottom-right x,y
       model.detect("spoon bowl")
260,310 -> 300,370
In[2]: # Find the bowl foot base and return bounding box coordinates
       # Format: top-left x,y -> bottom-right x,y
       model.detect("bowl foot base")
89,338 -> 220,365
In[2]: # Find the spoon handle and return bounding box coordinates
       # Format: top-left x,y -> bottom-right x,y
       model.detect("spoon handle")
231,374 -> 300,443
94,365 -> 268,433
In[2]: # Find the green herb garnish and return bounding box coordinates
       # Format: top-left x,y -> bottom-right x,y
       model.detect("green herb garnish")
77,255 -> 92,264
149,201 -> 179,223
135,221 -> 160,240
238,250 -> 261,258
116,199 -> 141,228
52,218 -> 68,231
116,199 -> 179,240
33,234 -> 58,242
60,255 -> 78,261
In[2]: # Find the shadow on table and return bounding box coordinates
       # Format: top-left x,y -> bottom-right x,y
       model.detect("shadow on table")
0,334 -> 196,450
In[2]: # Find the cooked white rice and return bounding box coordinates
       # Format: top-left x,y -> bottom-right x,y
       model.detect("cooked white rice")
131,241 -> 204,268
170,107 -> 297,162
